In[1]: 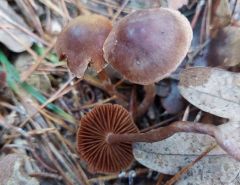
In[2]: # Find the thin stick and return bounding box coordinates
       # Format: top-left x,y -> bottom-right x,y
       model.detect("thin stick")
39,0 -> 65,17
0,26 -> 37,58
21,39 -> 56,82
165,144 -> 217,185
29,172 -> 63,180
20,76 -> 75,127
112,0 -> 130,21
0,11 -> 49,46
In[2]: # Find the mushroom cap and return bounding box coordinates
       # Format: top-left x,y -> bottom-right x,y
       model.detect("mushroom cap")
103,8 -> 193,85
56,14 -> 112,78
77,104 -> 139,173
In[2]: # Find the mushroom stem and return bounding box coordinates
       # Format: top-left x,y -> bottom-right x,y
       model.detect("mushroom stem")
107,121 -> 217,144
135,84 -> 156,119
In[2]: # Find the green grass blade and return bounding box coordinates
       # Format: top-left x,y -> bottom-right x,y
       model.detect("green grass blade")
0,50 -> 75,124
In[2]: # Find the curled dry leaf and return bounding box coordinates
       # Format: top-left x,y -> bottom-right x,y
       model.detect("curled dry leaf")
207,26 -> 240,67
133,121 -> 240,185
0,1 -> 33,52
179,67 -> 240,120
0,154 -> 39,185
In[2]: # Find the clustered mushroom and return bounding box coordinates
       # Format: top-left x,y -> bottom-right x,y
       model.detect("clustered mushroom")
55,7 -> 202,174
56,8 -> 192,85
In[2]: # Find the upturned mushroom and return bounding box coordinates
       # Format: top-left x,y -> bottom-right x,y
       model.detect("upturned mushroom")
56,14 -> 112,78
77,104 -> 139,173
77,104 -> 240,174
103,8 -> 193,85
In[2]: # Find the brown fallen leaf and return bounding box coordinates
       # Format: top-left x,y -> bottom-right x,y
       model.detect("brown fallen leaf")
207,26 -> 240,67
0,1 -> 33,52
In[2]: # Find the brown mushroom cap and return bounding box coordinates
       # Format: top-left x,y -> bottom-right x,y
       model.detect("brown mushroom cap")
77,104 -> 139,173
103,8 -> 193,85
56,15 -> 112,78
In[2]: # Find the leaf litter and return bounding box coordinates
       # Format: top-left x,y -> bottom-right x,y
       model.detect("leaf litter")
0,0 -> 240,185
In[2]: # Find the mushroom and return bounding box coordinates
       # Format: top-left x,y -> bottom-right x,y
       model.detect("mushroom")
103,8 -> 193,85
77,104 -> 240,173
77,104 -> 139,173
56,14 -> 112,78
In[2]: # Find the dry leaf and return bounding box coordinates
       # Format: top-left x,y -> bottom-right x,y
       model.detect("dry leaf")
0,1 -> 33,52
133,67 -> 240,184
179,67 -> 240,159
133,121 -> 240,184
0,154 -> 39,185
179,67 -> 240,120
207,26 -> 240,67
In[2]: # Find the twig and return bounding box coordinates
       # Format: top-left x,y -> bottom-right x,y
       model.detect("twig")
20,39 -> 56,82
191,0 -> 205,29
79,95 -> 117,109
39,0 -> 65,17
0,26 -> 37,58
20,76 -> 75,128
112,0 -> 130,21
0,11 -> 49,46
165,144 -> 217,185
29,172 -> 63,180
